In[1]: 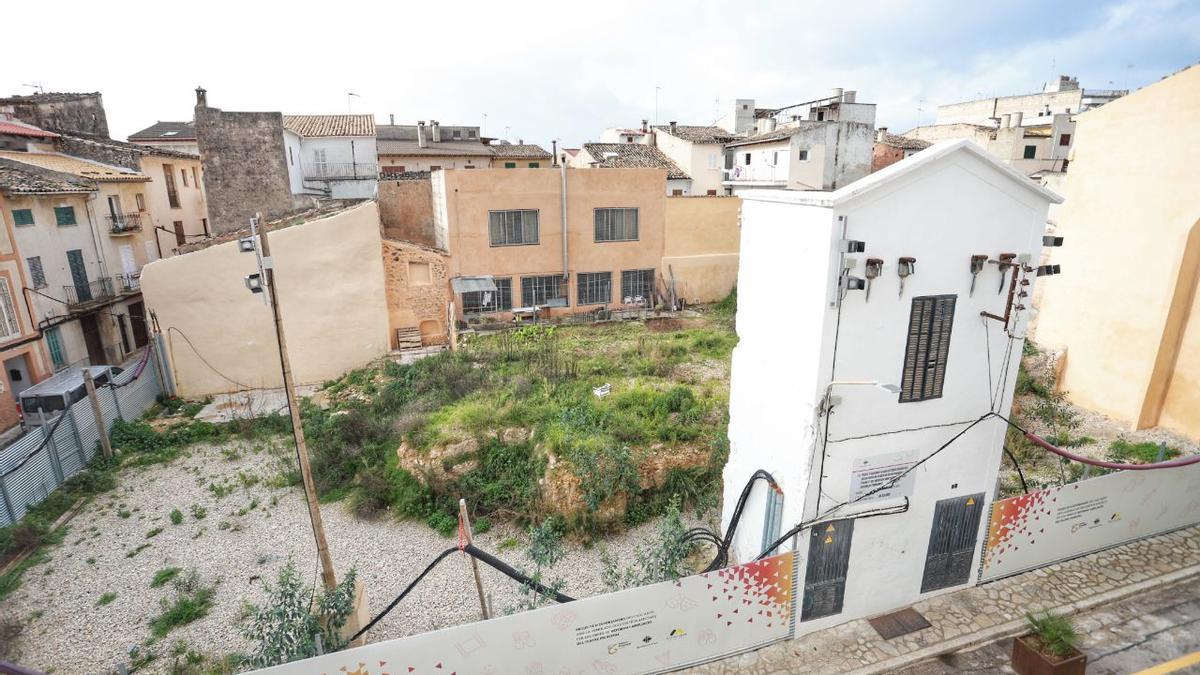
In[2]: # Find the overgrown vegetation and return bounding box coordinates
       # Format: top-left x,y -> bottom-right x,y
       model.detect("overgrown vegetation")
601,497 -> 695,591
240,559 -> 358,668
1025,611 -> 1080,658
150,570 -> 216,638
1108,439 -> 1180,464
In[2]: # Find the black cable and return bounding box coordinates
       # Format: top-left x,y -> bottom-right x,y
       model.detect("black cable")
755,498 -> 910,561
826,418 -> 981,444
0,409 -> 72,480
166,326 -> 256,390
348,547 -> 457,642
1003,445 -> 1030,494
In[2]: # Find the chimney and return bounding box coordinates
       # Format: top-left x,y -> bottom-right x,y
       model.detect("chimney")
518,138 -> 524,144
1000,113 -> 1011,129
389,113 -> 394,125
195,86 -> 207,108
1011,112 -> 1023,128
875,126 -> 888,143
417,120 -> 426,148
552,139 -> 558,166
843,90 -> 857,103
831,87 -> 844,101
641,119 -> 649,133
431,120 -> 441,143
669,121 -> 677,134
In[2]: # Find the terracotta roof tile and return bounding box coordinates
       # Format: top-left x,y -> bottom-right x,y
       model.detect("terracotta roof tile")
581,143 -> 689,179
879,133 -> 932,150
0,120 -> 58,139
488,143 -> 551,158
652,125 -> 737,144
283,114 -> 375,137
0,160 -> 96,194
0,151 -> 149,182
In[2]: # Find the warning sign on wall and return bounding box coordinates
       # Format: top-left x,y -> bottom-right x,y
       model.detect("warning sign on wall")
849,449 -> 918,502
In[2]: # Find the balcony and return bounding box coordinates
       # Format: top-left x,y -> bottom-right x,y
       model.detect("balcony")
63,275 -> 141,309
107,212 -> 144,235
722,165 -> 788,185
303,162 -> 379,181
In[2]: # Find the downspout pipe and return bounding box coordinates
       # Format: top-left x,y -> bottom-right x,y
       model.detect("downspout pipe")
560,160 -> 568,281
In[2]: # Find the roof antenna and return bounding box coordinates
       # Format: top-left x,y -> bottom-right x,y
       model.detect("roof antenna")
22,82 -> 45,94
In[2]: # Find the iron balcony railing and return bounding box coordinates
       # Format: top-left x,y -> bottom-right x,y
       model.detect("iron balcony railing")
304,162 -> 379,180
63,274 -> 141,308
106,212 -> 144,234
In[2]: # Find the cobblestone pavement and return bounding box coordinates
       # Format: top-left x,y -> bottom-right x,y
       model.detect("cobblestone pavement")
688,525 -> 1200,674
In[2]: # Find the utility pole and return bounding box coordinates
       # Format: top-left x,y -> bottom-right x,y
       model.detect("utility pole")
459,499 -> 490,619
255,215 -> 338,591
82,369 -> 113,459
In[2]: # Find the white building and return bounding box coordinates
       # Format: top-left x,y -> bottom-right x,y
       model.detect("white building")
650,123 -> 737,196
572,142 -> 692,195
282,115 -> 377,199
127,121 -> 199,155
722,89 -> 876,194
723,140 -> 1060,631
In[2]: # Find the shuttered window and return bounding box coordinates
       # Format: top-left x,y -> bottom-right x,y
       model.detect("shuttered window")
54,206 -> 77,226
899,295 -> 956,402
27,256 -> 47,289
488,210 -> 539,246
12,209 -> 34,226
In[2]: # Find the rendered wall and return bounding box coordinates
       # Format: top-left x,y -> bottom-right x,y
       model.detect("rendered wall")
142,202 -> 389,396
378,179 -> 436,245
662,196 -> 741,303
1033,65 -> 1200,437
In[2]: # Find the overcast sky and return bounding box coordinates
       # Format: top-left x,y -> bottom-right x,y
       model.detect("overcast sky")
3,0 -> 1197,149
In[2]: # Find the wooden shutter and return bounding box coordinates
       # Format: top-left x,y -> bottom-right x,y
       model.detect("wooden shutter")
900,295 -> 956,402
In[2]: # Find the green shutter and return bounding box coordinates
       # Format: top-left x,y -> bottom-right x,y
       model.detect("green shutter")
54,206 -> 77,226
12,209 -> 34,226
504,162 -> 517,168
528,162 -> 539,168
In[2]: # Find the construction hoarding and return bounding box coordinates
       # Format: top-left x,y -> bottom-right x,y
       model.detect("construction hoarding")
257,552 -> 794,674
981,463 -> 1200,580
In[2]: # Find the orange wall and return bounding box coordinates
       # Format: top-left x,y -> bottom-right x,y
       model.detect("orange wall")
442,168 -> 667,312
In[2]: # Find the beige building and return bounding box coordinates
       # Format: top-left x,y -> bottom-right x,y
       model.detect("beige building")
376,120 -> 550,173
1034,64 -> 1200,439
662,196 -> 740,303
651,124 -> 736,196
142,202 -> 390,396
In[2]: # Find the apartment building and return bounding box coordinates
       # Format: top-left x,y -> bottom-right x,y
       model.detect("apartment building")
935,75 -> 1125,126
721,89 -> 876,193
433,168 -> 667,321
377,119 -> 551,173
650,123 -> 737,195
282,114 -> 378,199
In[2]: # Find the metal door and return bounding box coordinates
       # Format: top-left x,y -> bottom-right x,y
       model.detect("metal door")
801,518 -> 854,622
66,249 -> 91,302
920,493 -> 986,593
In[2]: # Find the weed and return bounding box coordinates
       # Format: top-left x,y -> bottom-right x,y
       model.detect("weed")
473,516 -> 492,535
86,557 -> 96,565
97,591 -> 117,606
118,509 -> 132,519
146,527 -> 164,539
190,504 -> 207,520
169,509 -> 183,525
426,511 -> 457,537
150,570 -> 215,638
497,536 -> 520,552
126,543 -> 151,558
208,481 -> 234,499
1108,439 -> 1180,464
152,566 -> 183,588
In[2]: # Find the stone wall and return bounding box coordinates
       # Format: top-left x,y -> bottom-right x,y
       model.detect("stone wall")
55,134 -> 141,171
194,90 -> 297,235
0,92 -> 109,137
381,238 -> 450,347
378,178 -> 436,245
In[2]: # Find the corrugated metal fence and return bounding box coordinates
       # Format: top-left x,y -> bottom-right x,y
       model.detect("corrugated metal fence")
0,347 -> 162,526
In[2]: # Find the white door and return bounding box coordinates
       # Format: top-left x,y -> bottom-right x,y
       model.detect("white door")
120,245 -> 137,275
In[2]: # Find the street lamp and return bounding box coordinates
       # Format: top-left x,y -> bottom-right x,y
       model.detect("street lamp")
820,380 -> 900,415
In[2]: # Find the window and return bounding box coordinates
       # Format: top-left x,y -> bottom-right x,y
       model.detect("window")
12,209 -> 33,226
408,262 -> 432,286
174,221 -> 185,246
1022,145 -> 1037,159
594,207 -> 639,242
468,130 -> 477,138
817,111 -> 825,121
289,147 -> 294,165
430,165 -> 442,171
1058,133 -> 1072,146
27,256 -> 46,289
621,269 -> 655,305
54,206 -> 77,226
488,210 -> 539,246
521,275 -> 567,307
706,189 -> 717,196
45,326 -> 66,369
528,162 -> 540,168
798,149 -> 809,161
772,151 -> 779,165
192,166 -> 199,187
181,167 -> 189,187
899,295 -> 956,403
463,277 -> 513,313
744,153 -> 751,165
135,193 -> 146,211
0,278 -> 20,339
163,164 -> 180,208
201,218 -> 210,237
453,130 -> 462,139
708,153 -> 718,169
504,162 -> 517,168
577,272 -> 612,305
672,189 -> 684,196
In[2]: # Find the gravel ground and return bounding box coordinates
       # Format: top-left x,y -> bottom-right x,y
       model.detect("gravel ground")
1,438 -> 714,673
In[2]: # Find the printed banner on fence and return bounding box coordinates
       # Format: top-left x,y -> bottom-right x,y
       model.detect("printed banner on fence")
981,463 -> 1200,580
257,552 -> 794,675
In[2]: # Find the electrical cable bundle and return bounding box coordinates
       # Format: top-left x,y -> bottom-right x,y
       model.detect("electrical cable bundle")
681,469 -> 780,573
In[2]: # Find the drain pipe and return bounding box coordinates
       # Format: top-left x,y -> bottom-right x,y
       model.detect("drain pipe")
560,158 -> 569,280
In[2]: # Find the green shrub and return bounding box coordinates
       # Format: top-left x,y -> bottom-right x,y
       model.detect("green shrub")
151,566 -> 183,588
391,468 -> 434,519
241,560 -> 358,668
1108,439 -> 1180,464
169,509 -> 184,525
567,444 -> 639,511
150,570 -> 215,638
426,511 -> 457,537
1025,611 -> 1079,657
602,497 -> 693,591
455,440 -> 545,516
472,516 -> 492,535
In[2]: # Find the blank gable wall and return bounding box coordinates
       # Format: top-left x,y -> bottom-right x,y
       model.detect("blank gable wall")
141,202 -> 390,396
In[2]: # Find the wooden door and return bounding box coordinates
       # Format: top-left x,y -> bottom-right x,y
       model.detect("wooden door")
128,301 -> 149,348
80,314 -> 107,365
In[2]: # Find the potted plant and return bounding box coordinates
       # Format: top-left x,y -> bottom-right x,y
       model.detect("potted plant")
1012,611 -> 1087,675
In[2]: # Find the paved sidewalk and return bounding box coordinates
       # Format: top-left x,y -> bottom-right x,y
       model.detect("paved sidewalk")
689,525 -> 1200,674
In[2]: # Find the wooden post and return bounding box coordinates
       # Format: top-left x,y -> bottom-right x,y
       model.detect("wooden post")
83,370 -> 113,459
459,498 -> 490,619
257,216 -> 338,592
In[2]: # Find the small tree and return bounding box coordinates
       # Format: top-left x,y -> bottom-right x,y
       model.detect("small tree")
506,517 -> 567,614
241,559 -> 358,668
601,496 -> 693,591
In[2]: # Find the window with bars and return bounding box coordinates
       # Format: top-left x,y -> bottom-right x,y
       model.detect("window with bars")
899,295 -> 956,403
521,275 -> 567,307
594,208 -> 639,242
489,210 -> 539,246
27,256 -> 46,289
463,277 -> 513,314
620,269 -> 655,306
577,272 -> 612,305
0,278 -> 21,339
